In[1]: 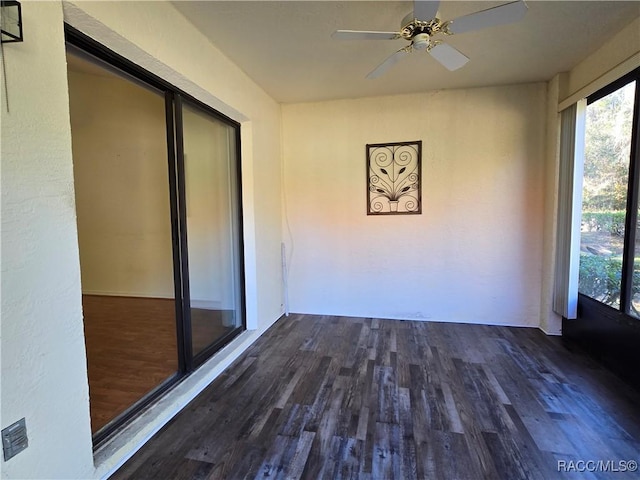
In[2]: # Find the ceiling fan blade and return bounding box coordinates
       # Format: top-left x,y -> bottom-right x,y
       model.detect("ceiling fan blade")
447,0 -> 528,35
332,30 -> 400,40
428,43 -> 469,71
366,47 -> 412,79
414,0 -> 440,21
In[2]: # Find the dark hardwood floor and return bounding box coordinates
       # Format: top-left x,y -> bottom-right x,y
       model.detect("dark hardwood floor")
83,295 -> 234,433
83,295 -> 179,433
112,314 -> 640,479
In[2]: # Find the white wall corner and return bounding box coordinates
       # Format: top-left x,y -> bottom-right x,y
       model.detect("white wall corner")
559,16 -> 640,111
539,322 -> 562,336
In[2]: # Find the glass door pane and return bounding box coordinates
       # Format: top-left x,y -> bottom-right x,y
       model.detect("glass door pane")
181,102 -> 243,357
67,50 -> 178,434
579,81 -> 636,308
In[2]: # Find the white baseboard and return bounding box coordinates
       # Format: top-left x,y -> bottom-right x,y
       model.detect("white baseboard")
539,326 -> 562,336
190,299 -> 223,310
82,289 -> 175,299
81,291 -> 225,311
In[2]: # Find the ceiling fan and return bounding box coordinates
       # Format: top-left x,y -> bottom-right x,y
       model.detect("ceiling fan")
331,0 -> 528,79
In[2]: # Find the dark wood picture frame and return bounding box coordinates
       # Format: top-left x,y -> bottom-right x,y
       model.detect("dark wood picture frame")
367,140 -> 422,215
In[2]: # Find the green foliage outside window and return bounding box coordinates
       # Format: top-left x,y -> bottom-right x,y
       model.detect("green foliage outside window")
578,253 -> 640,312
581,211 -> 626,236
578,81 -> 637,312
581,86 -> 633,213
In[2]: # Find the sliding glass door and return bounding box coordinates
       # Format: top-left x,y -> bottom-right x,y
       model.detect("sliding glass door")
68,48 -> 179,436
180,100 -> 244,362
66,27 -> 245,444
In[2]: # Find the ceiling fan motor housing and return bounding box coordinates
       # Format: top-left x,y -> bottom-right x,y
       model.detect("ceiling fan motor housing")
400,12 -> 445,42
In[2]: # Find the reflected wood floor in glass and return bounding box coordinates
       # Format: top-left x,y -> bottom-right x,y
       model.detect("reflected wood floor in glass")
83,295 -> 231,433
112,314 -> 640,479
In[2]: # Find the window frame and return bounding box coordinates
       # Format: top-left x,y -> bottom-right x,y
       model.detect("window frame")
582,69 -> 640,314
566,68 -> 640,389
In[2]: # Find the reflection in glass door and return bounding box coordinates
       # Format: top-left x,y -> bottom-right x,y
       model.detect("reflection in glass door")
180,101 -> 244,359
67,49 -> 179,436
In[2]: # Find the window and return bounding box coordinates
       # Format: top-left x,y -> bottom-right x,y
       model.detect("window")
578,68 -> 640,317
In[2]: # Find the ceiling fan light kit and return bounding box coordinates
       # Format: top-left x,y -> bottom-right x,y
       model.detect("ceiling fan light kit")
411,33 -> 430,51
332,0 -> 528,79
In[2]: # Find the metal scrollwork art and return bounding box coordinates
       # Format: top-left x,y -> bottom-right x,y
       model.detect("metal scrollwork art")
367,140 -> 422,215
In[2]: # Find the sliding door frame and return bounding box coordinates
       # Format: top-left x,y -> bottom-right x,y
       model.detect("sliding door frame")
173,94 -> 193,371
65,25 -> 246,445
175,94 -> 247,371
165,91 -> 189,375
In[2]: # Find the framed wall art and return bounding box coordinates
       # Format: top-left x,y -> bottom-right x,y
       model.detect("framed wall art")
367,140 -> 422,215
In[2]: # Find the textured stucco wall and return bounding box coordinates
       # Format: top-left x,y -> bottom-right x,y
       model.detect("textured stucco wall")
1,3 -> 94,479
282,83 -> 547,327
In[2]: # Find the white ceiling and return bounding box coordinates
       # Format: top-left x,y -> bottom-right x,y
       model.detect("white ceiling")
172,1 -> 640,104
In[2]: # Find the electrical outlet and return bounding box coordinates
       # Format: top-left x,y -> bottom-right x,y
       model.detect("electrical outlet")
2,418 -> 28,461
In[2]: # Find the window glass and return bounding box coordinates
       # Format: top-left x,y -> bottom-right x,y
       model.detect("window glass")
182,103 -> 243,356
578,81 -> 636,308
68,50 -> 178,434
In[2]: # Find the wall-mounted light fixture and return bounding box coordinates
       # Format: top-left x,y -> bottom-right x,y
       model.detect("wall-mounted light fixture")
1,1 -> 23,43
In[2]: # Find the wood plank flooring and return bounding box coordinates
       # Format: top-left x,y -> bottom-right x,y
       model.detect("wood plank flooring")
83,295 -> 179,433
111,314 -> 640,479
83,295 -> 234,433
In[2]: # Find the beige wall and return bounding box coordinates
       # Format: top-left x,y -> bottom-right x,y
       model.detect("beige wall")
1,3 -> 94,479
282,83 -> 547,327
69,68 -> 176,298
183,105 -> 238,309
